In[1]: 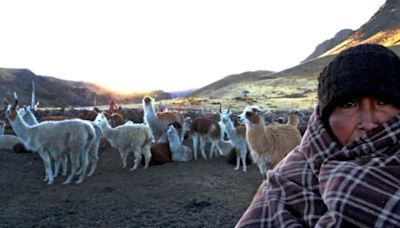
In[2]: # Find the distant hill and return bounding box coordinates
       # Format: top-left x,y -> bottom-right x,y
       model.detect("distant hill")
0,68 -> 171,108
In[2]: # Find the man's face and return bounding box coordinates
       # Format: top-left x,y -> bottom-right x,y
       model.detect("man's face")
329,96 -> 400,146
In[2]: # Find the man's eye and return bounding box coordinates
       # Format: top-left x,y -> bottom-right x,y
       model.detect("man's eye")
340,101 -> 356,108
377,98 -> 388,106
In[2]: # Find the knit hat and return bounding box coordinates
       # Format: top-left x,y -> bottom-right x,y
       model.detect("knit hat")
318,43 -> 400,121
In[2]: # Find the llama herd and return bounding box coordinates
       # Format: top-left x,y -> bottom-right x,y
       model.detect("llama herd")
0,94 -> 304,185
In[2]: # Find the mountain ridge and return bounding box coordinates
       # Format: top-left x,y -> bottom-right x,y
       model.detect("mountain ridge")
185,0 -> 400,111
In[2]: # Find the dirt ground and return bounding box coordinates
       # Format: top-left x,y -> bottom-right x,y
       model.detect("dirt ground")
0,144 -> 263,227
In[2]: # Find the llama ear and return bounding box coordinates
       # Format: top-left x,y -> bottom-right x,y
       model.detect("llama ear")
12,93 -> 18,110
34,101 -> 40,110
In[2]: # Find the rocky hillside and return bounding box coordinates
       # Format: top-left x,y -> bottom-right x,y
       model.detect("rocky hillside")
0,68 -> 171,108
185,0 -> 400,111
302,29 -> 354,63
320,0 -> 400,57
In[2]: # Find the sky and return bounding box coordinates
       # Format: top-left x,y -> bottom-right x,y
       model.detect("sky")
0,0 -> 385,93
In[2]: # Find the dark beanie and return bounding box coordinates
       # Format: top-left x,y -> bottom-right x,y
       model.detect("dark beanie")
318,43 -> 400,121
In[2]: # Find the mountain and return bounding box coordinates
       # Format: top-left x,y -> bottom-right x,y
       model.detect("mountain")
302,29 -> 354,63
0,68 -> 171,108
318,0 -> 400,57
185,0 -> 400,111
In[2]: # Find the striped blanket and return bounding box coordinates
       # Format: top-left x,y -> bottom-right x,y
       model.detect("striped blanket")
236,107 -> 400,228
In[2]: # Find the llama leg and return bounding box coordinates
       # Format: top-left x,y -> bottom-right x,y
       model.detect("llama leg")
54,157 -> 61,178
76,150 -> 89,184
235,156 -> 241,171
199,137 -> 207,159
192,135 -> 199,160
142,144 -> 152,169
87,153 -> 98,177
40,150 -> 54,184
209,142 -> 215,159
61,155 -> 68,176
120,149 -> 128,168
215,141 -> 223,156
53,151 -> 65,178
130,147 -> 142,171
87,160 -> 97,177
76,153 -> 83,175
240,148 -> 247,172
63,153 -> 79,184
88,142 -> 100,176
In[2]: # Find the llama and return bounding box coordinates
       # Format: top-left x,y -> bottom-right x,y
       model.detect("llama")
183,116 -> 223,160
4,99 -> 95,185
0,121 -> 30,153
16,103 -> 103,177
77,108 -> 100,121
238,105 -> 302,178
94,112 -> 154,170
149,143 -> 172,165
142,96 -> 184,143
0,134 -> 25,151
219,108 -> 249,172
166,125 -> 193,162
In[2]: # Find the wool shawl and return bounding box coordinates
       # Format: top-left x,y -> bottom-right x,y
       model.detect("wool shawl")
236,107 -> 400,228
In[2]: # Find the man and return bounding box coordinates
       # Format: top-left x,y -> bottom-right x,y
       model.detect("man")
236,43 -> 400,227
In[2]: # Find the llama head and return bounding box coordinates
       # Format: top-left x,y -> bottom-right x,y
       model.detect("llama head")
93,113 -> 108,127
4,97 -> 19,121
17,106 -> 29,118
237,105 -> 270,125
143,96 -> 154,107
219,108 -> 233,125
166,125 -> 177,138
182,117 -> 192,130
288,109 -> 304,118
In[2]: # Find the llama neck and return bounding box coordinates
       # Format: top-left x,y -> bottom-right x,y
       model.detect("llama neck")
223,119 -> 238,140
9,112 -> 33,141
144,105 -> 160,128
101,120 -> 114,139
168,131 -> 181,152
246,123 -> 270,149
287,116 -> 299,127
144,105 -> 157,119
22,109 -> 39,125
